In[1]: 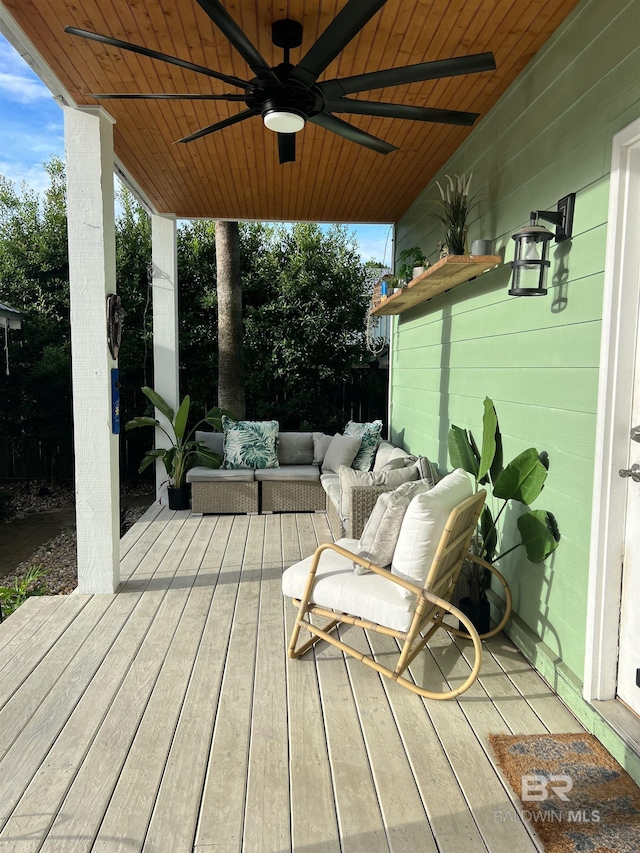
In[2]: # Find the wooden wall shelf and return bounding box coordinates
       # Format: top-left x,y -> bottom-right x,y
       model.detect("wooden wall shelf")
370,255 -> 502,316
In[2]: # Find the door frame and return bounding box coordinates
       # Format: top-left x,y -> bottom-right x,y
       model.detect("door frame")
584,117 -> 640,702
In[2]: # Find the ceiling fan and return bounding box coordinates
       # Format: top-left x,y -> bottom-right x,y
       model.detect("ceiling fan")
65,0 -> 496,165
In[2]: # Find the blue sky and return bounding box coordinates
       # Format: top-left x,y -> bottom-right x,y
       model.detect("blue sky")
0,34 -> 392,265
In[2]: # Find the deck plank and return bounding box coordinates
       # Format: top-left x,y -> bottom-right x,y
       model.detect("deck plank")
242,515 -> 290,853
365,630 -> 488,853
342,625 -> 438,853
284,515 -> 341,853
195,515 -> 261,850
0,596 -> 58,653
35,515 -> 203,852
94,518 -> 217,850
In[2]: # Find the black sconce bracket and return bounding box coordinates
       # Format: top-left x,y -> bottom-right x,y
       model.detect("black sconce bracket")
530,192 -> 575,242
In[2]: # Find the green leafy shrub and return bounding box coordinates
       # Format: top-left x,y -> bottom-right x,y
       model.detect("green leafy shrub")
0,565 -> 48,618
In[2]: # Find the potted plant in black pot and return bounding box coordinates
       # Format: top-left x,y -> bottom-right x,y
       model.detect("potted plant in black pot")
126,386 -> 235,510
448,397 -> 561,634
431,172 -> 480,256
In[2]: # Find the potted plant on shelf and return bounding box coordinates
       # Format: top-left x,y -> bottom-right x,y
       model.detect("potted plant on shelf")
431,172 -> 480,256
397,247 -> 430,282
126,386 -> 235,510
448,397 -> 560,633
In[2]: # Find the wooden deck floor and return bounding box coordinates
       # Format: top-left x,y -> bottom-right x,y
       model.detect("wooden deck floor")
0,506 -> 584,853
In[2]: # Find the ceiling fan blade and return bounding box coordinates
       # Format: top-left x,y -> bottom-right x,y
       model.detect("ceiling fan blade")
92,93 -> 246,101
177,109 -> 255,143
290,0 -> 388,89
65,27 -> 250,90
325,98 -> 479,126
278,133 -> 296,164
310,113 -> 396,155
194,0 -> 278,82
320,52 -> 496,98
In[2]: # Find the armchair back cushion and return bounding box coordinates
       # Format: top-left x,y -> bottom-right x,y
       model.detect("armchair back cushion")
355,479 -> 437,574
392,469 -> 473,598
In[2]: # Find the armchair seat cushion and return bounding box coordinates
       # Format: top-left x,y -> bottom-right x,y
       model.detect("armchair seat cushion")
187,466 -> 254,483
282,538 -> 414,633
254,465 -> 319,482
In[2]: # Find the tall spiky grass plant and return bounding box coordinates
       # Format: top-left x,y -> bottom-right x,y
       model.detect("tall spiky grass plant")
433,172 -> 479,255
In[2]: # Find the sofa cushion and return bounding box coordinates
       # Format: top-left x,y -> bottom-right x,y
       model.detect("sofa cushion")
320,473 -> 339,492
354,479 -> 437,575
195,430 -> 224,457
338,464 -> 418,520
187,466 -> 255,483
254,465 -> 320,482
282,538 -> 414,633
312,432 -> 333,465
278,432 -> 314,465
321,433 -> 361,474
222,417 -> 279,470
344,419 -> 383,471
391,469 -> 472,598
373,442 -> 416,471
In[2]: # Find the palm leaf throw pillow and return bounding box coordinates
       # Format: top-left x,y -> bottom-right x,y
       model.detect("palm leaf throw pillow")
222,417 -> 280,469
344,419 -> 383,471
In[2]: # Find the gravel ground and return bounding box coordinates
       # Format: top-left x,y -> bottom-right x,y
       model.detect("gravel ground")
1,480 -> 153,598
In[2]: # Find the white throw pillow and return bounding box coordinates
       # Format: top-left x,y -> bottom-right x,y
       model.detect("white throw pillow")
321,434 -> 362,474
391,469 -> 473,598
354,479 -> 436,575
312,432 -> 333,465
338,463 -> 418,519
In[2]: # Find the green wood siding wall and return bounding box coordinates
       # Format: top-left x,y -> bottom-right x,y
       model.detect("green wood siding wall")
393,0 -> 640,682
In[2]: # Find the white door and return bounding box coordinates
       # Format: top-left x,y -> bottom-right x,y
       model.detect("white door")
617,313 -> 640,713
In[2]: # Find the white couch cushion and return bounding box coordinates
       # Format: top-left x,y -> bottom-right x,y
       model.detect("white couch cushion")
254,465 -> 320,482
282,538 -> 414,633
320,473 -> 339,492
392,469 -> 472,598
187,466 -> 254,483
373,441 -> 415,471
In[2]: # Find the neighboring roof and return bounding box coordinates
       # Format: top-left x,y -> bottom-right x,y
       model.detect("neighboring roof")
1,0 -> 581,222
0,302 -> 24,329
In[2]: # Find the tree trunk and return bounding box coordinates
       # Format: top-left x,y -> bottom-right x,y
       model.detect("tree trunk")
215,221 -> 246,419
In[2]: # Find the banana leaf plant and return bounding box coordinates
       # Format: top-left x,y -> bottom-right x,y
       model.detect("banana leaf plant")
448,397 -> 560,605
125,386 -> 236,489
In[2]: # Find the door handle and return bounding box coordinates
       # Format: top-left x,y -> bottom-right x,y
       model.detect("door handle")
631,425 -> 640,443
619,463 -> 640,482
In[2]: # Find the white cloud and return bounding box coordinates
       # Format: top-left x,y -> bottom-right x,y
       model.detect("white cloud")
0,39 -> 52,104
0,160 -> 54,195
0,70 -> 52,104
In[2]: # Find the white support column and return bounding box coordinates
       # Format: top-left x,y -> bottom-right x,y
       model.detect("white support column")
151,214 -> 179,504
64,105 -> 119,594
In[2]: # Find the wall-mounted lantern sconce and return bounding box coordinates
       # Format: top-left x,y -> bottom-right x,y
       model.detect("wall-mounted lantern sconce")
509,193 -> 575,296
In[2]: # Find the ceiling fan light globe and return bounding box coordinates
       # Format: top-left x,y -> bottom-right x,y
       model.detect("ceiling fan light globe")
263,110 -> 306,133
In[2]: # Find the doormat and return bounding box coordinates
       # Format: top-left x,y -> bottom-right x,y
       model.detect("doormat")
489,733 -> 640,853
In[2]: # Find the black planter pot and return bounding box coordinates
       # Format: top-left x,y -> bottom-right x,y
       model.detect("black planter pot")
457,595 -> 491,636
168,484 -> 191,511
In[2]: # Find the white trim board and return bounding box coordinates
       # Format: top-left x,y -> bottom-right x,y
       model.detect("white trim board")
585,116 -> 640,702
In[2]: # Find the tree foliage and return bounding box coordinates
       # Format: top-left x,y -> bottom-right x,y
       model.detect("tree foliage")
0,159 -> 386,479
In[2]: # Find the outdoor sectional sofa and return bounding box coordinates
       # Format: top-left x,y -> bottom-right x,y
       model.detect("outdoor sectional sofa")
187,429 -> 438,540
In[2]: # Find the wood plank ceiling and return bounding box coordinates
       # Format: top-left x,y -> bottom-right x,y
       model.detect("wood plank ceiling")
4,0 -> 581,222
